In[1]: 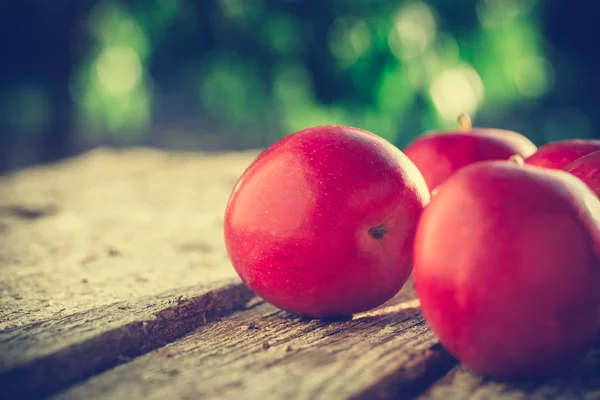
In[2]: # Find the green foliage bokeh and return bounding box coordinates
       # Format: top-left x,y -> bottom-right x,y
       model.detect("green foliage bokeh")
4,0 -> 578,168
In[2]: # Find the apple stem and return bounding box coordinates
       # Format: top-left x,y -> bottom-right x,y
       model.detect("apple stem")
508,154 -> 525,166
457,113 -> 472,132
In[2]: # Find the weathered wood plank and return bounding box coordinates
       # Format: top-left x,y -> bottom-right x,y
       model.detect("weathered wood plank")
7,147 -> 598,400
54,284 -> 457,400
0,278 -> 255,400
2,148 -> 454,400
0,147 -> 259,330
418,340 -> 600,400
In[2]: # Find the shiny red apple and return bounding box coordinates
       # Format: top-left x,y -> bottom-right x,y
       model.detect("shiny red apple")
413,160 -> 600,380
403,114 -> 537,192
224,125 -> 430,318
563,150 -> 600,196
525,139 -> 600,170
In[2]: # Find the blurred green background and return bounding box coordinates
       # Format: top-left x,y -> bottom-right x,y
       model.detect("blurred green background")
0,0 -> 598,172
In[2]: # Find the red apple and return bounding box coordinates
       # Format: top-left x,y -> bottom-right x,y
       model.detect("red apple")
224,125 -> 430,318
413,161 -> 600,380
563,150 -> 600,196
403,114 -> 537,192
525,139 -> 600,170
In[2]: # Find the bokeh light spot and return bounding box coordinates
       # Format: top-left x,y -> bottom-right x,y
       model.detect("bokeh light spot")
388,2 -> 436,61
514,56 -> 555,98
429,65 -> 484,121
96,46 -> 143,96
89,1 -> 150,58
328,17 -> 372,68
477,0 -> 538,28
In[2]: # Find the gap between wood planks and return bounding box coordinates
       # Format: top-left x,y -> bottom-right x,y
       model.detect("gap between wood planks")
52,285 -> 455,400
1,279 -> 459,400
0,279 -> 255,400
2,276 -> 600,400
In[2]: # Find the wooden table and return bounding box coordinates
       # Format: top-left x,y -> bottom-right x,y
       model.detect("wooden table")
1,148 -> 599,400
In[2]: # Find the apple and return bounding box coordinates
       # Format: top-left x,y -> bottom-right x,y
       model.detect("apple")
563,150 -> 600,196
413,160 -> 600,380
403,114 -> 537,192
525,139 -> 600,170
224,125 -> 430,318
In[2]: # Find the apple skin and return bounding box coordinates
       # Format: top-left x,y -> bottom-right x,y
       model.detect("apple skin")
224,125 -> 430,318
413,161 -> 600,380
403,129 -> 537,192
525,139 -> 600,170
563,150 -> 600,196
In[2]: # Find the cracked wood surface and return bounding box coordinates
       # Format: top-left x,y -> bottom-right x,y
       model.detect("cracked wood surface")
0,147 -> 260,330
1,280 -> 254,399
0,148 -> 259,398
53,290 -> 600,400
55,284 -> 455,400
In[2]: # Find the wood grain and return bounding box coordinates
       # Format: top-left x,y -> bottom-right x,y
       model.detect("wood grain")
0,147 -> 260,330
418,341 -> 600,400
4,148 -> 599,400
54,284 -> 457,400
0,278 -> 255,400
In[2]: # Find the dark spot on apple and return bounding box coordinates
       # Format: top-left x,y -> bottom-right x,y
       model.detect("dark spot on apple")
368,224 -> 387,240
